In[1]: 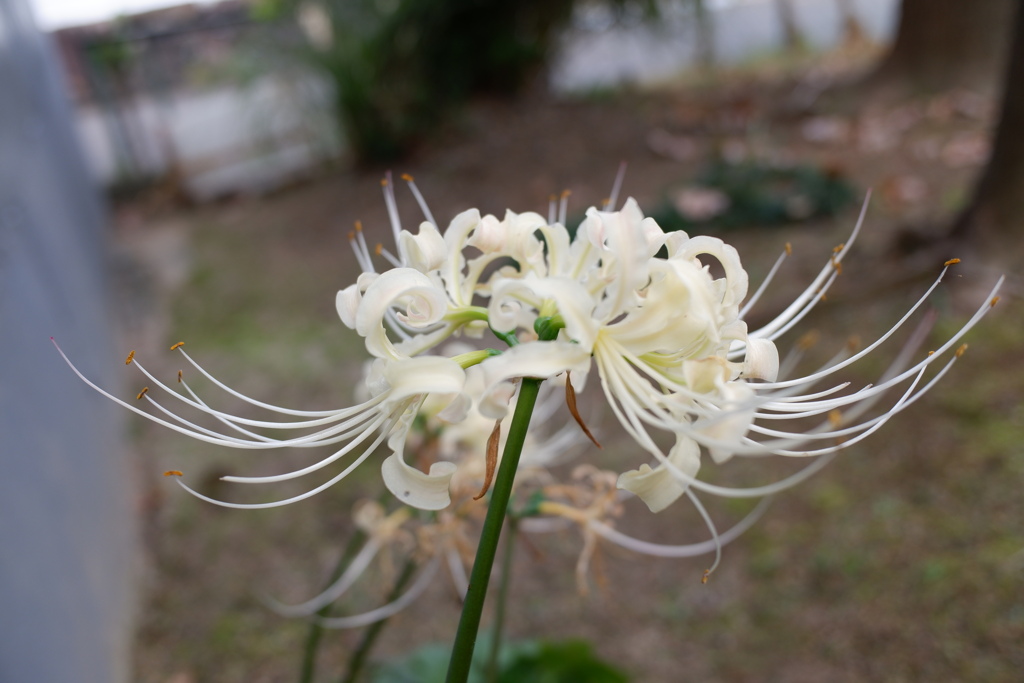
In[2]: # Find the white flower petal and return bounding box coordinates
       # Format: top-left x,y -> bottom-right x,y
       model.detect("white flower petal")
381,454 -> 458,510
618,436 -> 701,512
398,221 -> 447,272
478,341 -> 592,419
743,338 -> 780,382
336,284 -> 362,329
382,356 -> 466,403
356,268 -> 449,359
669,235 -> 749,313
488,275 -> 600,351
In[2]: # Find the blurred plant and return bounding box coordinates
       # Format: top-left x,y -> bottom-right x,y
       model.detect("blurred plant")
653,159 -> 856,232
372,636 -> 628,682
251,0 -> 575,163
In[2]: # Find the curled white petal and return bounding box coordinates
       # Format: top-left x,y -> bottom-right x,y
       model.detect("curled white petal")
381,454 -> 458,510
398,221 -> 447,272
618,436 -> 701,512
743,338 -> 780,382
382,356 -> 465,404
336,284 -> 362,329
356,268 -> 448,360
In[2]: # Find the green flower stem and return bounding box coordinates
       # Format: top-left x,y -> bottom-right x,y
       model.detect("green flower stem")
486,517 -> 518,683
340,557 -> 418,683
445,377 -> 543,683
299,527 -> 368,683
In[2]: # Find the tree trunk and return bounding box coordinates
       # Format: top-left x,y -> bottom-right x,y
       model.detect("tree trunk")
950,1 -> 1024,251
868,0 -> 1016,94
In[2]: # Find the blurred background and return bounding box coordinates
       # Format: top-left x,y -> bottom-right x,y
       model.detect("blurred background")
3,0 -> 1022,681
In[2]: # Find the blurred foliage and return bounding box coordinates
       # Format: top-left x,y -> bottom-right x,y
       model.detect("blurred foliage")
250,0 -> 680,164
371,636 -> 629,682
252,0 -> 576,163
651,159 -> 856,232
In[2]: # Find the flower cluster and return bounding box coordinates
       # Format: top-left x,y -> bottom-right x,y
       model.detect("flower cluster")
55,173 -> 1002,546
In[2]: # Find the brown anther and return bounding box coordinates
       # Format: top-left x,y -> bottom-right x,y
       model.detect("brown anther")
785,242 -> 793,255
831,257 -> 843,275
355,220 -> 363,232
846,335 -> 861,352
380,178 -> 388,187
560,189 -> 571,199
944,258 -> 961,267
401,173 -> 414,182
701,569 -> 711,585
136,387 -> 149,400
347,230 -> 355,241
600,197 -> 611,208
163,470 -> 183,477
170,341 -> 184,351
797,330 -> 820,350
124,350 -> 135,365
833,243 -> 845,254
177,370 -> 183,383
549,193 -> 557,202
820,292 -> 828,302
828,409 -> 843,427
565,371 -> 601,448
928,350 -> 935,356
374,243 -> 383,256
991,296 -> 1000,307
955,343 -> 968,358
473,420 -> 502,501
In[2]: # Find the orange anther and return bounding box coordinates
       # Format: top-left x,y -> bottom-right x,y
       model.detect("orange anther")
125,350 -> 135,365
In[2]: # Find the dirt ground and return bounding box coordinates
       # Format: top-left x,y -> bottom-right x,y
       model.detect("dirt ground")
113,52 -> 1023,683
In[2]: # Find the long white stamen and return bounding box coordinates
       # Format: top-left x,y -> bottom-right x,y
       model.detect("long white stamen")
739,246 -> 790,319
401,173 -> 437,227
381,172 -> 402,245
173,415 -> 397,509
591,497 -> 772,557
266,538 -> 382,617
314,556 -> 440,629
607,161 -> 627,211
176,348 -> 354,417
685,488 -> 722,578
749,194 -> 869,340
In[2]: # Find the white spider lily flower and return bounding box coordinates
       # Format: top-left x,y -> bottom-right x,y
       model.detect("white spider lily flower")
55,167 -> 1003,554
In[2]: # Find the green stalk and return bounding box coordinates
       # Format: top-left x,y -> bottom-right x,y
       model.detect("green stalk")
340,557 -> 418,683
445,378 -> 543,683
486,517 -> 518,683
